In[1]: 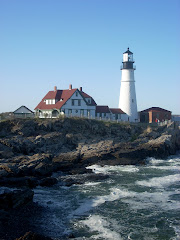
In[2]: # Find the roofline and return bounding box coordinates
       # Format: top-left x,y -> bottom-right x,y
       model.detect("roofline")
140,107 -> 172,113
13,105 -> 34,114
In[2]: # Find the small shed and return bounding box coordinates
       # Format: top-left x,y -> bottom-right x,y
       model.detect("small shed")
139,107 -> 171,123
13,106 -> 34,118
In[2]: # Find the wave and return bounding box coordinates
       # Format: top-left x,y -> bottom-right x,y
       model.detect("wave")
136,174 -> 180,188
86,164 -> 139,174
80,215 -> 122,240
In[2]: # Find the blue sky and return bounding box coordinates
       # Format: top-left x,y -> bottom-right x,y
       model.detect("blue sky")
0,0 -> 180,114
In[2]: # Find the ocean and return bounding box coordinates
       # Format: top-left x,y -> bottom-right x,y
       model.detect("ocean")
34,153 -> 180,240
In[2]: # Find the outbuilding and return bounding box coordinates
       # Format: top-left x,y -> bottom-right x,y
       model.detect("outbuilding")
13,106 -> 34,118
139,107 -> 171,123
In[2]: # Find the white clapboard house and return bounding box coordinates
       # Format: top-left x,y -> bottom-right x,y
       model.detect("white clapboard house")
35,85 -> 97,118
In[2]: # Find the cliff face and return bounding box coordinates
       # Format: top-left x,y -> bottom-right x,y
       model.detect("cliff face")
0,118 -> 179,182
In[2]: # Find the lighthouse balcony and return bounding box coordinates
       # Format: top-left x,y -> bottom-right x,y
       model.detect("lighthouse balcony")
120,65 -> 136,70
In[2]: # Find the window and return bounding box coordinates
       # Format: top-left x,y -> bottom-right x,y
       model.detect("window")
87,110 -> 90,117
72,100 -> 74,106
76,92 -> 78,97
78,100 -> 81,106
104,113 -> 106,117
68,109 -> 72,115
88,99 -> 91,104
76,110 -> 78,113
132,99 -> 134,103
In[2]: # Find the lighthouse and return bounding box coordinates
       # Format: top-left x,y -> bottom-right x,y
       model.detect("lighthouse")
118,48 -> 138,122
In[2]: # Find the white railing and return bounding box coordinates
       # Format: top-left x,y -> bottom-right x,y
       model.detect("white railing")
158,120 -> 172,126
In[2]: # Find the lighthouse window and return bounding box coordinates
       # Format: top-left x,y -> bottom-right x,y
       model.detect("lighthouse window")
132,99 -> 134,103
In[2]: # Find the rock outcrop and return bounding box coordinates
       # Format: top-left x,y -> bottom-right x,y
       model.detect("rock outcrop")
0,118 -> 179,187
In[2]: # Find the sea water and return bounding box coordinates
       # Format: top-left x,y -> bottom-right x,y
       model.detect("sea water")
33,154 -> 180,240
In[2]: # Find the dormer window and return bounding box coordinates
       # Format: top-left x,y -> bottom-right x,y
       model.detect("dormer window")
76,92 -> 78,97
45,99 -> 55,105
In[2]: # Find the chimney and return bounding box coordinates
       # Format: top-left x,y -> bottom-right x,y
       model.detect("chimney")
54,86 -> 57,92
69,84 -> 72,90
79,87 -> 82,91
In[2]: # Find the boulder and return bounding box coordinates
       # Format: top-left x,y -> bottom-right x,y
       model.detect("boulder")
39,177 -> 58,187
0,189 -> 34,210
62,173 -> 109,187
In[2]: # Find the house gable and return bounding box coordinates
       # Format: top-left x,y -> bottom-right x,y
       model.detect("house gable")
63,89 -> 90,109
14,106 -> 34,114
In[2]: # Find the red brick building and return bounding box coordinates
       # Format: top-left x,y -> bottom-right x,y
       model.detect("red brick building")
140,107 -> 171,123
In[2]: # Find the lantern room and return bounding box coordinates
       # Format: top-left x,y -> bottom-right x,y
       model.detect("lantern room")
121,48 -> 135,70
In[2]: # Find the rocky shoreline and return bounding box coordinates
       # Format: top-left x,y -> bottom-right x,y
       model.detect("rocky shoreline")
0,118 -> 180,239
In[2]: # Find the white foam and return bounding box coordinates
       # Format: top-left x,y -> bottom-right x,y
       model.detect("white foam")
122,189 -> 180,211
83,182 -> 101,186
148,156 -> 180,166
71,188 -> 136,217
136,174 -> 180,188
147,157 -> 165,165
149,165 -> 180,171
170,223 -> 180,240
80,215 -> 122,240
86,164 -> 139,174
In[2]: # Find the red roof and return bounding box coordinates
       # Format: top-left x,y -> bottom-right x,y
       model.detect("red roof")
140,107 -> 171,113
109,108 -> 125,114
96,106 -> 111,113
81,91 -> 97,106
35,88 -> 96,110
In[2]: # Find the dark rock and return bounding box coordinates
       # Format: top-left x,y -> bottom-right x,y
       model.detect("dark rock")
0,177 -> 38,188
68,167 -> 92,175
68,233 -> 76,238
62,173 -> 109,187
34,162 -> 53,176
15,231 -> 53,240
0,189 -> 34,210
63,178 -> 83,187
0,209 -> 9,221
39,177 -> 58,187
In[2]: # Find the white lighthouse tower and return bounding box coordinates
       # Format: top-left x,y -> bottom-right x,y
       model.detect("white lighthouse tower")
118,48 -> 138,122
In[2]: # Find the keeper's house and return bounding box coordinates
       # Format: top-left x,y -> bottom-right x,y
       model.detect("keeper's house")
35,85 -> 97,118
